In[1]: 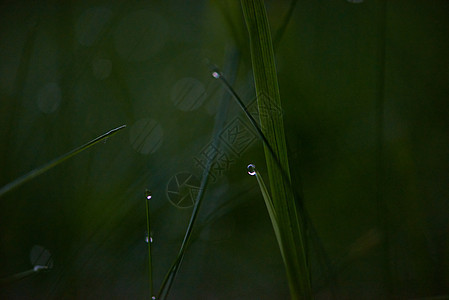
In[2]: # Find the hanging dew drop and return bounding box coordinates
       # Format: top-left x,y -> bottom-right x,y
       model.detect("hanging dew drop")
212,71 -> 220,79
146,230 -> 152,243
145,189 -> 152,200
33,265 -> 48,272
247,164 -> 256,176
145,232 -> 153,243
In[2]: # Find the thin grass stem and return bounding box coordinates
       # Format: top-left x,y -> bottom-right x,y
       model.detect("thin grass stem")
212,64 -> 340,295
0,125 -> 126,198
145,190 -> 154,299
0,266 -> 48,285
248,164 -> 286,263
157,50 -> 240,300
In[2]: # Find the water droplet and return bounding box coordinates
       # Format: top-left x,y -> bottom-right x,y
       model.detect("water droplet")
247,164 -> 256,176
152,297 -> 156,300
212,71 -> 220,79
145,189 -> 152,200
33,265 -> 48,272
145,232 -> 153,243
29,245 -> 54,270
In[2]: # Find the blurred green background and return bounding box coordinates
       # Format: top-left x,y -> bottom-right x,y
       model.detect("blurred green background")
1,0 -> 448,299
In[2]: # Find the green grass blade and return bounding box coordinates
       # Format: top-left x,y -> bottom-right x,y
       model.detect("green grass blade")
240,1 -> 312,298
210,66 -> 286,182
213,64 -> 340,296
248,164 -> 286,263
157,51 -> 240,300
0,125 -> 126,198
0,268 -> 39,285
145,190 -> 154,299
156,113 -> 220,300
157,166 -> 211,300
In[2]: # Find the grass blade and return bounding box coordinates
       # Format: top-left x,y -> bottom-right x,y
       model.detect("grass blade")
0,268 -> 42,285
0,125 -> 126,198
247,164 -> 286,262
145,190 -> 155,299
157,161 -> 211,300
213,64 -> 340,296
157,50 -> 240,300
240,0 -> 312,298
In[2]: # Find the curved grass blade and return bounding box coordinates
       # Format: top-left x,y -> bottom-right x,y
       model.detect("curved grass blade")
247,166 -> 337,296
1,244 -> 53,285
157,167 -> 211,300
0,125 -> 126,198
248,164 -> 286,263
0,268 -> 44,285
157,50 -> 240,300
212,66 -> 339,295
209,66 -> 282,182
212,61 -> 313,297
240,0 -> 312,298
